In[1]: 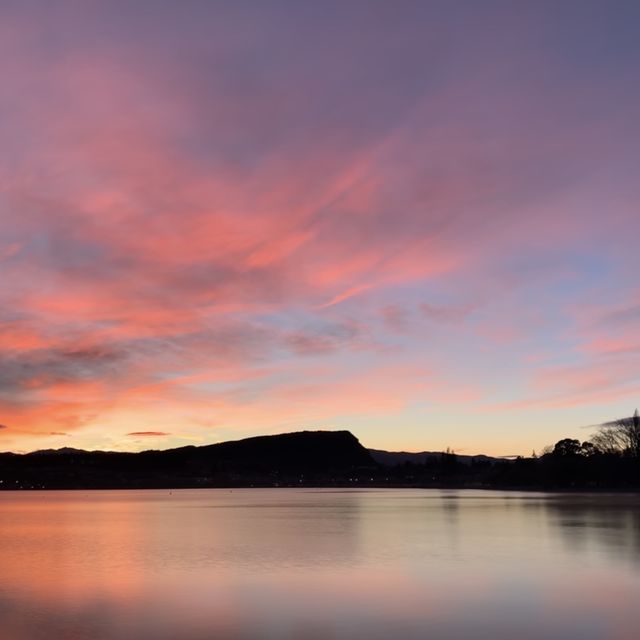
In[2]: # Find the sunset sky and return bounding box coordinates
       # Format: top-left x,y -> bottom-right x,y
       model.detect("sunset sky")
1,1 -> 639,456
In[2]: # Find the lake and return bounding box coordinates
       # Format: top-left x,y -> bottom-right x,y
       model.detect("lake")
0,489 -> 639,639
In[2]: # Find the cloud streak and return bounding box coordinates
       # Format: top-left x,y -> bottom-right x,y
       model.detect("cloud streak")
127,431 -> 170,437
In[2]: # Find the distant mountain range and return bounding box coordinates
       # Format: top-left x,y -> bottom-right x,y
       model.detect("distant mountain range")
368,449 -> 499,466
0,430 -> 505,490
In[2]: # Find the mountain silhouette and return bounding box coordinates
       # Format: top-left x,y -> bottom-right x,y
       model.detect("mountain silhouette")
0,430 -> 376,489
368,449 -> 499,466
4,430 -> 635,490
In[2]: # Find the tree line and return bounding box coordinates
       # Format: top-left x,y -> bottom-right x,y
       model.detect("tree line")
549,409 -> 640,459
378,410 -> 640,490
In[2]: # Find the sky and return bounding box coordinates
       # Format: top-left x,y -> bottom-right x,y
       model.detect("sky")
0,0 -> 639,456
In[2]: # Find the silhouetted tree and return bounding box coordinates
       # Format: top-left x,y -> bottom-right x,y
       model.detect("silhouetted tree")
552,438 -> 582,457
580,441 -> 597,457
591,409 -> 640,458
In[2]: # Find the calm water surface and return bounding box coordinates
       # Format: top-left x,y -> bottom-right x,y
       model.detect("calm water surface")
0,489 -> 639,639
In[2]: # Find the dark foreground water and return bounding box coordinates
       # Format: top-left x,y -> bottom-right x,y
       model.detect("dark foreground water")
0,489 -> 639,639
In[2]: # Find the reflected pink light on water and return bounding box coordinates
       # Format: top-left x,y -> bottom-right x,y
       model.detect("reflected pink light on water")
1,490 -> 640,639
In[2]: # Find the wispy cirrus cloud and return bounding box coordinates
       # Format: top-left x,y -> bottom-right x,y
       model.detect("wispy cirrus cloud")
127,431 -> 170,437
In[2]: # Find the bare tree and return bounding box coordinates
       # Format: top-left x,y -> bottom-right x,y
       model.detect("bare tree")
591,409 -> 640,458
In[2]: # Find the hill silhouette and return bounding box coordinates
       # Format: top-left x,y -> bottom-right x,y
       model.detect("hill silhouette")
368,449 -> 499,466
2,426 -> 640,490
0,430 -> 375,489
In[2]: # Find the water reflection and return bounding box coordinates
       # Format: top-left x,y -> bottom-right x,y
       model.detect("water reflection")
0,489 -> 639,639
543,494 -> 640,566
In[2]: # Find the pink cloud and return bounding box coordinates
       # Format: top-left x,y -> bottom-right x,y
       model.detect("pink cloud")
127,431 -> 170,437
